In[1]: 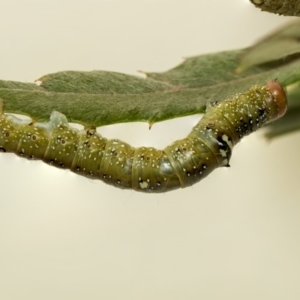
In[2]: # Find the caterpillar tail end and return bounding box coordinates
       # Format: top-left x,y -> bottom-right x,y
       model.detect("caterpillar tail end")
266,81 -> 288,121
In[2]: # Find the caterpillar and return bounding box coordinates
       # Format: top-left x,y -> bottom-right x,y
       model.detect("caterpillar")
0,81 -> 287,193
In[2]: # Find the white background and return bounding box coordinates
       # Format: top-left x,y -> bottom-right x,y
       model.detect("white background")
0,1 -> 300,300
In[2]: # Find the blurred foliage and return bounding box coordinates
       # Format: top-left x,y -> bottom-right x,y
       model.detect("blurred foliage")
250,0 -> 300,16
237,19 -> 300,138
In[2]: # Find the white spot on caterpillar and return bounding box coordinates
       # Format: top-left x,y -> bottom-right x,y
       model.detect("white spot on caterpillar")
140,181 -> 148,189
220,149 -> 227,157
222,134 -> 233,149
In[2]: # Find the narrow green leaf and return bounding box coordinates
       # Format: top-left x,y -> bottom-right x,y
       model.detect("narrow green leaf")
236,21 -> 300,72
1,49 -> 300,127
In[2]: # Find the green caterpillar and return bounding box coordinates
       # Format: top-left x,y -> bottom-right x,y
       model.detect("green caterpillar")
0,81 -> 287,193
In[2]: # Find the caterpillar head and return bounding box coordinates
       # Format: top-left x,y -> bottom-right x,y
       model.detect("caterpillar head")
265,81 -> 288,122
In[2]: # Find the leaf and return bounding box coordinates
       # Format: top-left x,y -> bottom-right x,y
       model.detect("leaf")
250,0 -> 300,16
236,21 -> 300,72
1,48 -> 300,128
37,71 -> 172,94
